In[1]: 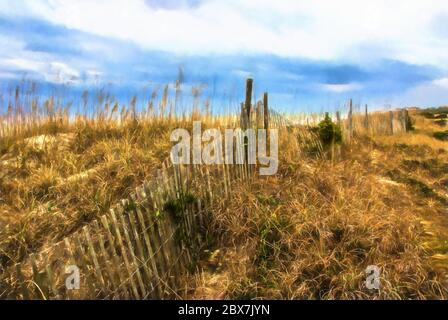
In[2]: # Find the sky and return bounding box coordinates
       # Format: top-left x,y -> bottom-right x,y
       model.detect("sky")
1,0 -> 448,113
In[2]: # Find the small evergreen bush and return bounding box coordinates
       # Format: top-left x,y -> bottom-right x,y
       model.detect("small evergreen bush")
316,114 -> 342,146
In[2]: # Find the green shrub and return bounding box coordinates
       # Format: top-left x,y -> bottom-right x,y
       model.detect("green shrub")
316,114 -> 342,146
434,119 -> 447,127
420,111 -> 435,119
433,131 -> 448,141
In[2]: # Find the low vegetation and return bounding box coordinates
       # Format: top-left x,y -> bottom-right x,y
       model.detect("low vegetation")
187,111 -> 448,300
1,90 -> 447,299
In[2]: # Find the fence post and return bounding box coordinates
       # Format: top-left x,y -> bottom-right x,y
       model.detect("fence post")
256,101 -> 262,129
244,79 -> 253,175
245,78 -> 253,127
389,111 -> 394,135
263,92 -> 269,130
240,103 -> 246,129
403,108 -> 410,132
364,104 -> 369,130
348,99 -> 353,142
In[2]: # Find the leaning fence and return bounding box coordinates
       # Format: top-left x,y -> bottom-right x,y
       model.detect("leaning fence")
0,82 -> 289,299
0,78 -> 414,299
0,146 -> 266,299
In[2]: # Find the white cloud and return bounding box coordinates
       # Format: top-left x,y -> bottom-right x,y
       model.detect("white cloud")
320,82 -> 362,93
432,77 -> 448,88
3,58 -> 46,74
0,31 -> 99,85
392,79 -> 448,107
0,56 -> 82,84
49,62 -> 80,83
2,0 -> 448,68
232,69 -> 253,78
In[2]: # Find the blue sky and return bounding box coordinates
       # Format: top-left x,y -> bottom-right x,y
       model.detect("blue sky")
1,0 -> 448,113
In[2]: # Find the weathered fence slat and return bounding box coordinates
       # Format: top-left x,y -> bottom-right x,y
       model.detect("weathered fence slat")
92,220 -> 122,298
108,209 -> 141,299
100,215 -> 130,299
133,194 -> 164,298
83,226 -> 106,292
116,202 -> 147,298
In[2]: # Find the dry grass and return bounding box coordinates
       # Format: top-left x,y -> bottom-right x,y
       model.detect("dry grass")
1,90 -> 447,300
185,114 -> 448,300
0,119 -> 183,269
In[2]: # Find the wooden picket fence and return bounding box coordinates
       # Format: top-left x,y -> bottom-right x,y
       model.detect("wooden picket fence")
0,149 -> 262,299
4,77 -> 414,300
341,99 -> 412,142
0,79 -> 290,300
284,101 -> 411,143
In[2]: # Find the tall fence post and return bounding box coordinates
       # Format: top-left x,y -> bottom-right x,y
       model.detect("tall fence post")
244,79 -> 253,176
348,99 -> 353,142
403,108 -> 410,132
245,78 -> 253,127
240,102 -> 246,129
256,101 -> 262,129
263,92 -> 269,130
389,110 -> 394,135
364,104 -> 369,130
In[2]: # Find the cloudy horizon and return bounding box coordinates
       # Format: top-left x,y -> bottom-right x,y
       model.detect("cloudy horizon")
1,0 -> 448,112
